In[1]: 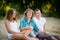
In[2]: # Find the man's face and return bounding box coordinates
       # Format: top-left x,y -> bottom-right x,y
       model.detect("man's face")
35,10 -> 41,17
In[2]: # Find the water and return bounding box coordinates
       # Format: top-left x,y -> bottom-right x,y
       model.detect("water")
0,17 -> 60,40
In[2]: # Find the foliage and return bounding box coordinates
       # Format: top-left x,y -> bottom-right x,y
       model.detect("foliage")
0,0 -> 60,18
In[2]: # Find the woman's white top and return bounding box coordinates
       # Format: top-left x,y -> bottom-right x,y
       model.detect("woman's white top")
8,21 -> 20,39
33,17 -> 46,31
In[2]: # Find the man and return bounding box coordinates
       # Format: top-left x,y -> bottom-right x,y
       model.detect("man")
33,9 -> 58,40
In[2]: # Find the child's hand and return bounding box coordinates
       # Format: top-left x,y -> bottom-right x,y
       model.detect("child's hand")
26,26 -> 32,30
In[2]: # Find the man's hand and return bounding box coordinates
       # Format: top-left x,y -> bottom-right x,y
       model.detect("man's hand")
39,30 -> 45,34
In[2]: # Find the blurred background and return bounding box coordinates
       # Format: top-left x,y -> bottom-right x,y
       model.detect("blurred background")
0,0 -> 60,40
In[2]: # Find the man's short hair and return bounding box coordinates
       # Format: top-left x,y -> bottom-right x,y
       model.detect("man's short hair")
35,9 -> 41,13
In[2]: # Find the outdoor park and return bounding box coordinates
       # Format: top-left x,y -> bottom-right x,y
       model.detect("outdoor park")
0,0 -> 60,40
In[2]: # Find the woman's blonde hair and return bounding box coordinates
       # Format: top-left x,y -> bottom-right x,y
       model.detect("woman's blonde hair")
5,8 -> 17,21
24,8 -> 34,19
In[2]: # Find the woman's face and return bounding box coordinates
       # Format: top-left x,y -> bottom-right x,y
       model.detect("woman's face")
35,10 -> 41,17
12,11 -> 16,18
26,11 -> 32,18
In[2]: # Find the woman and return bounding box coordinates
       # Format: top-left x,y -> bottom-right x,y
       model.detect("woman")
19,8 -> 39,40
4,8 -> 29,40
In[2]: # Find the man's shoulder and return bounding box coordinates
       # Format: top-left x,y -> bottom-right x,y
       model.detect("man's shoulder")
41,17 -> 46,22
33,17 -> 37,20
41,17 -> 46,20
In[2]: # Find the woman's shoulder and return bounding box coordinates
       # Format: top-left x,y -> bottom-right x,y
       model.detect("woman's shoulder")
4,19 -> 10,25
4,19 -> 9,23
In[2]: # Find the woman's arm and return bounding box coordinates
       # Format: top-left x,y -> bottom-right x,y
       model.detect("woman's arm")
4,20 -> 20,34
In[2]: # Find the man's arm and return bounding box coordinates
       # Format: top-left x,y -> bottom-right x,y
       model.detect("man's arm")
43,23 -> 49,34
44,23 -> 47,33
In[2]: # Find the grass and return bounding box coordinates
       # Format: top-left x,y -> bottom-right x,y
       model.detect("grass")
0,16 -> 4,20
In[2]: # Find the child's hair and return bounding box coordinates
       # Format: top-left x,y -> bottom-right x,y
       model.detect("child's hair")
24,8 -> 34,19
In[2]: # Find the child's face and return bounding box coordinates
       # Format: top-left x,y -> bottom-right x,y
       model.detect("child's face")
26,11 -> 32,18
